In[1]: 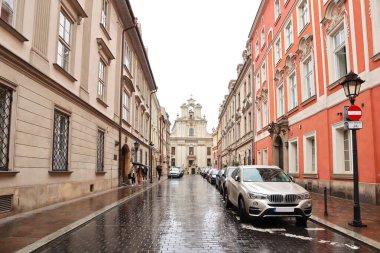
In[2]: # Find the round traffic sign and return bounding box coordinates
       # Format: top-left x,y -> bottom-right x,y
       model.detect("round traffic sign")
347,105 -> 362,121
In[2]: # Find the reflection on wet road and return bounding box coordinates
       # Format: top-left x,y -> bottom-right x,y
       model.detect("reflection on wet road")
36,176 -> 377,252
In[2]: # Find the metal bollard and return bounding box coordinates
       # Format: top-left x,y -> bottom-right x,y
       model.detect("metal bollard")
324,187 -> 328,216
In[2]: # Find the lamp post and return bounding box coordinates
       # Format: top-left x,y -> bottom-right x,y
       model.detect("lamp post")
339,71 -> 366,227
149,141 -> 154,183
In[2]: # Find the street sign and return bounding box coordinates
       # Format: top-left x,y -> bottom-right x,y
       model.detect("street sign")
344,121 -> 363,130
347,105 -> 362,121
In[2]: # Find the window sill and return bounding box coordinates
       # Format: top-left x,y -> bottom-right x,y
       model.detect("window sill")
274,15 -> 281,26
287,106 -> 299,116
301,95 -> 316,107
303,173 -> 318,179
48,170 -> 73,175
96,171 -> 107,175
53,63 -> 77,82
261,43 -> 266,51
327,76 -> 345,90
285,43 -> 294,53
0,18 -> 28,42
0,171 -> 20,176
100,23 -> 111,40
122,118 -> 131,127
371,52 -> 380,61
289,172 -> 299,178
332,173 -> 353,179
284,0 -> 290,7
123,64 -> 133,76
298,23 -> 309,37
96,97 -> 109,108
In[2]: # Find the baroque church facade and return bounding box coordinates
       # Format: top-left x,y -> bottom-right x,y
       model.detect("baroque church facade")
170,98 -> 213,174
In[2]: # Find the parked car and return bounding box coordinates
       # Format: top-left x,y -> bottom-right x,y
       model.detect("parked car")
208,169 -> 219,184
178,167 -> 184,177
221,166 -> 238,196
168,167 -> 181,178
215,169 -> 225,190
224,165 -> 312,224
203,168 -> 211,179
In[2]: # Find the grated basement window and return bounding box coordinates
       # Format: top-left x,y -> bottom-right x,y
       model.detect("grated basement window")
52,110 -> 69,171
0,195 -> 13,213
97,130 -> 104,172
0,85 -> 12,171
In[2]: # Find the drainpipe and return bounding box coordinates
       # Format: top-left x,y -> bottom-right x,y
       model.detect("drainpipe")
118,20 -> 138,187
149,89 -> 157,183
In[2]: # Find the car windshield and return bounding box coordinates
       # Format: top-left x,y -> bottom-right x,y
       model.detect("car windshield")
171,168 -> 179,172
211,170 -> 218,175
227,168 -> 236,176
243,168 -> 290,182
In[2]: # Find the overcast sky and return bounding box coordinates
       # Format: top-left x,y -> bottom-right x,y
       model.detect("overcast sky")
129,0 -> 260,132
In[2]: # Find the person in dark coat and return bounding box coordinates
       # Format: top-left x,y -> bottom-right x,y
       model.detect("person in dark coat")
156,164 -> 162,180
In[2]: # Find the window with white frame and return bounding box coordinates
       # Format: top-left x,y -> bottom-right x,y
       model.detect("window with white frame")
263,100 -> 268,127
263,149 -> 268,165
332,123 -> 353,174
302,57 -> 315,100
257,107 -> 261,131
257,150 -> 262,165
288,139 -> 298,173
372,0 -> 380,56
98,60 -> 106,100
255,40 -> 259,58
261,63 -> 266,83
275,0 -> 281,21
275,37 -> 282,64
298,0 -> 309,33
122,90 -> 130,122
124,39 -> 132,70
332,26 -> 347,81
1,0 -> 16,26
288,72 -> 297,110
256,72 -> 260,91
277,82 -> 284,117
57,11 -> 72,72
285,20 -> 293,50
303,132 -> 317,174
135,103 -> 138,129
261,27 -> 265,48
101,0 -> 108,28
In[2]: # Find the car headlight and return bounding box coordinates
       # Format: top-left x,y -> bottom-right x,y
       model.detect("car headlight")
248,192 -> 267,200
297,193 -> 311,200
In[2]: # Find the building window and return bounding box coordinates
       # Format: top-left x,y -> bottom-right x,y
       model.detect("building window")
285,20 -> 293,50
275,0 -> 281,21
101,0 -> 108,28
124,39 -> 132,70
302,57 -> 314,100
261,27 -> 265,48
135,103 -> 139,129
171,158 -> 175,166
332,123 -> 352,174
189,147 -> 194,155
257,150 -> 262,165
189,128 -> 194,136
257,107 -> 261,131
122,90 -> 130,122
171,147 -> 175,155
288,73 -> 297,110
372,0 -> 380,56
0,85 -> 12,171
263,149 -> 268,165
52,110 -> 70,171
207,147 -> 211,155
289,139 -> 298,173
303,132 -> 316,174
261,63 -> 266,83
275,37 -> 282,64
98,60 -> 106,100
139,149 -> 142,163
255,40 -> 259,58
256,72 -> 260,91
277,83 -> 284,117
263,100 -> 268,127
298,0 -> 309,33
207,158 -> 211,166
333,26 -> 347,81
97,130 -> 105,172
140,111 -> 144,135
0,0 -> 15,26
57,11 -> 72,72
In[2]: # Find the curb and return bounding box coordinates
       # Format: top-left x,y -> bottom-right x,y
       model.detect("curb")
16,179 -> 165,253
309,215 -> 380,250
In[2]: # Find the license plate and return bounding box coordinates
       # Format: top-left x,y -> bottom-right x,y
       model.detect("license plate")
274,207 -> 294,212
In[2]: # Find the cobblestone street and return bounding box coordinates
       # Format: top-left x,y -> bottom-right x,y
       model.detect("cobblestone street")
35,176 -> 377,253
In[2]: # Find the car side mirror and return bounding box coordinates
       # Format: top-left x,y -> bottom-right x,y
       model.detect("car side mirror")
235,176 -> 240,182
289,175 -> 295,182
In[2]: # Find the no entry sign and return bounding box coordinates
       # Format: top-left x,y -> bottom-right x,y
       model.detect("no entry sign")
347,105 -> 362,121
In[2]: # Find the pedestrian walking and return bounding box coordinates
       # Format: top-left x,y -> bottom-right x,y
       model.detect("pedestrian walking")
131,169 -> 136,185
142,166 -> 148,180
156,164 -> 162,180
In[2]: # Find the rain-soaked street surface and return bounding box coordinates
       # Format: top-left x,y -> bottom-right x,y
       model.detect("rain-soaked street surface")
35,176 -> 377,252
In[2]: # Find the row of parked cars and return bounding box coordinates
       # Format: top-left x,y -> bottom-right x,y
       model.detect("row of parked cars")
201,165 -> 312,224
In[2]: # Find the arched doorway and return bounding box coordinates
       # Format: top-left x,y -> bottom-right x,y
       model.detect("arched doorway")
121,144 -> 131,182
273,136 -> 284,169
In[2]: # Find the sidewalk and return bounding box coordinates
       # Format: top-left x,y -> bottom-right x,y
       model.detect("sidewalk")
0,179 -> 379,252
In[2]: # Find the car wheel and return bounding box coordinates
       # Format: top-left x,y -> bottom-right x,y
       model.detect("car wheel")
225,190 -> 232,209
296,216 -> 308,225
238,197 -> 249,223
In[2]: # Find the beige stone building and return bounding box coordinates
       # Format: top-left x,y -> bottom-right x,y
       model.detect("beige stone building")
170,97 -> 213,174
217,46 -> 254,167
0,0 -> 167,217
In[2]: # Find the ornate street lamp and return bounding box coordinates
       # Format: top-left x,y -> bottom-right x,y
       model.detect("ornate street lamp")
340,71 -> 366,227
149,141 -> 154,183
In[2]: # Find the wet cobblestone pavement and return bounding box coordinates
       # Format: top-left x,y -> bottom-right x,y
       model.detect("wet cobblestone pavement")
35,176 -> 378,253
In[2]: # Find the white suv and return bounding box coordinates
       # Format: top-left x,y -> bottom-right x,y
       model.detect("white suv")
225,165 -> 312,223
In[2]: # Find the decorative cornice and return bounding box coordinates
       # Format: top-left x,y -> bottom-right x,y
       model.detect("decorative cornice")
96,38 -> 115,64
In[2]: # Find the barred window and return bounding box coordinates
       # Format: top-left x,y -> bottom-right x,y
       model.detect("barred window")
97,130 -> 104,172
52,110 -> 70,171
0,85 -> 12,171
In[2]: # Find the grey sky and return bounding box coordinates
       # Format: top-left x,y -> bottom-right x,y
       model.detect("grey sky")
129,0 -> 260,132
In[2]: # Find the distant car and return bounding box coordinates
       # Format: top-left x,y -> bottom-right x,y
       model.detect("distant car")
224,165 -> 312,223
221,166 -> 238,196
168,167 -> 181,178
215,169 -> 225,190
208,169 -> 219,184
